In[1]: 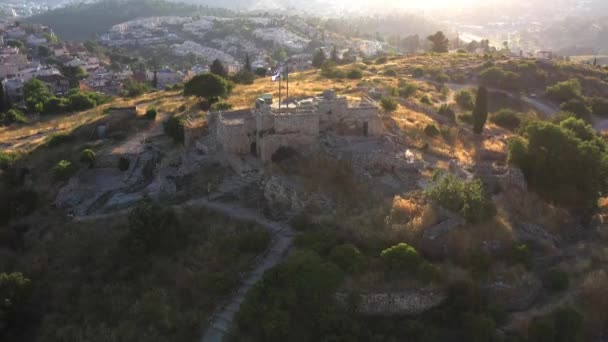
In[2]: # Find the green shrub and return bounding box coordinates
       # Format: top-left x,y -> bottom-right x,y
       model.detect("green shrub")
455,89 -> 475,110
416,261 -> 443,284
544,269 -> 569,292
178,104 -> 187,112
490,109 -> 521,130
346,69 -> 363,79
0,152 -> 17,170
163,115 -> 185,144
47,132 -> 74,147
463,313 -> 496,342
320,61 -> 345,79
329,244 -> 367,274
398,83 -> 417,98
420,94 -> 432,105
380,242 -> 421,272
79,149 -> 96,165
380,97 -> 398,112
0,109 -> 27,126
546,79 -> 582,103
425,173 -> 495,223
528,307 -> 584,342
52,160 -> 76,181
509,243 -> 531,268
412,67 -> 424,78
424,124 -> 440,137
508,119 -> 608,210
560,98 -> 591,121
213,102 -> 233,111
67,91 -> 97,111
458,112 -> 474,124
0,272 -> 32,330
125,201 -> 186,254
118,157 -> 130,171
438,104 -> 455,121
376,56 -> 388,64
144,107 -> 157,120
590,97 -> 608,117
528,316 -> 556,342
383,68 -> 397,76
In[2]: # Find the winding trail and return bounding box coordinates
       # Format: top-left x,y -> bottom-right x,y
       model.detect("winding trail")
177,198 -> 295,342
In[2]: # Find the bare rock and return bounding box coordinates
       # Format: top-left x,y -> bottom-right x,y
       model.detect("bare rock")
515,222 -> 558,248
497,167 -> 527,191
336,288 -> 447,316
483,271 -> 542,311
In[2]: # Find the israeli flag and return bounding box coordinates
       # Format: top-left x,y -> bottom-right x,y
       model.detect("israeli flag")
271,68 -> 282,82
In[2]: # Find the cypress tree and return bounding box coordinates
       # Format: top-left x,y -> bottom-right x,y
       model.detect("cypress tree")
0,83 -> 6,112
244,53 -> 252,72
473,86 -> 488,134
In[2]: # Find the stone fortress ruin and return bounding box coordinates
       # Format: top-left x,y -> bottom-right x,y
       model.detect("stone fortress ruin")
189,89 -> 384,161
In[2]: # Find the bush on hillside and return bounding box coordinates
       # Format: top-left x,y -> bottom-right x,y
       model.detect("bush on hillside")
125,201 -> 186,254
420,94 -> 432,105
383,68 -> 397,76
425,173 -> 495,223
79,149 -> 96,166
376,56 -> 388,64
424,124 -> 440,137
490,109 -> 521,130
346,69 -> 363,79
163,115 -> 185,144
546,79 -> 582,103
590,97 -> 608,117
380,97 -> 398,112
144,107 -> 157,120
398,83 -> 417,98
438,104 -> 455,121
508,118 -> 608,210
458,112 -> 474,124
52,160 -> 76,181
0,109 -> 27,126
455,89 -> 475,110
560,98 -> 591,121
47,132 -> 74,147
118,157 -> 130,171
329,244 -> 367,274
320,61 -> 345,79
0,152 -> 17,170
212,102 -> 233,111
380,242 -> 421,272
412,67 -> 424,78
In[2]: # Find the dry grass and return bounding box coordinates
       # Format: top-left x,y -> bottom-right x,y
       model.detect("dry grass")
0,91 -> 181,154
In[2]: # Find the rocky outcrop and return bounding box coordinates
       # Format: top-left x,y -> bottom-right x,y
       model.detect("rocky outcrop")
336,287 -> 447,316
515,222 -> 558,248
483,271 -> 542,311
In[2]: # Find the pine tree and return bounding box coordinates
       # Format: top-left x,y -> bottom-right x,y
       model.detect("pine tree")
427,31 -> 449,53
473,86 -> 488,134
210,59 -> 227,78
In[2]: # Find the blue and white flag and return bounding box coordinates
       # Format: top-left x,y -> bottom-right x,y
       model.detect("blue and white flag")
271,67 -> 282,82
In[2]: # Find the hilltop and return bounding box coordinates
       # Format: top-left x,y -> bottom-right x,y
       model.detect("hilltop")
2,53 -> 608,341
25,0 -> 232,41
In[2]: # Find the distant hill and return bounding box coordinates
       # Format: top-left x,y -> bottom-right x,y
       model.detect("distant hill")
25,0 -> 232,41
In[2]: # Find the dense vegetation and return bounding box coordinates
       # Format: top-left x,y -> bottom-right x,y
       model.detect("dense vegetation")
509,118 -> 608,212
0,203 -> 270,341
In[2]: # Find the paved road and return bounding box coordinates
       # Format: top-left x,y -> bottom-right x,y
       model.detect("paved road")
178,199 -> 295,342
